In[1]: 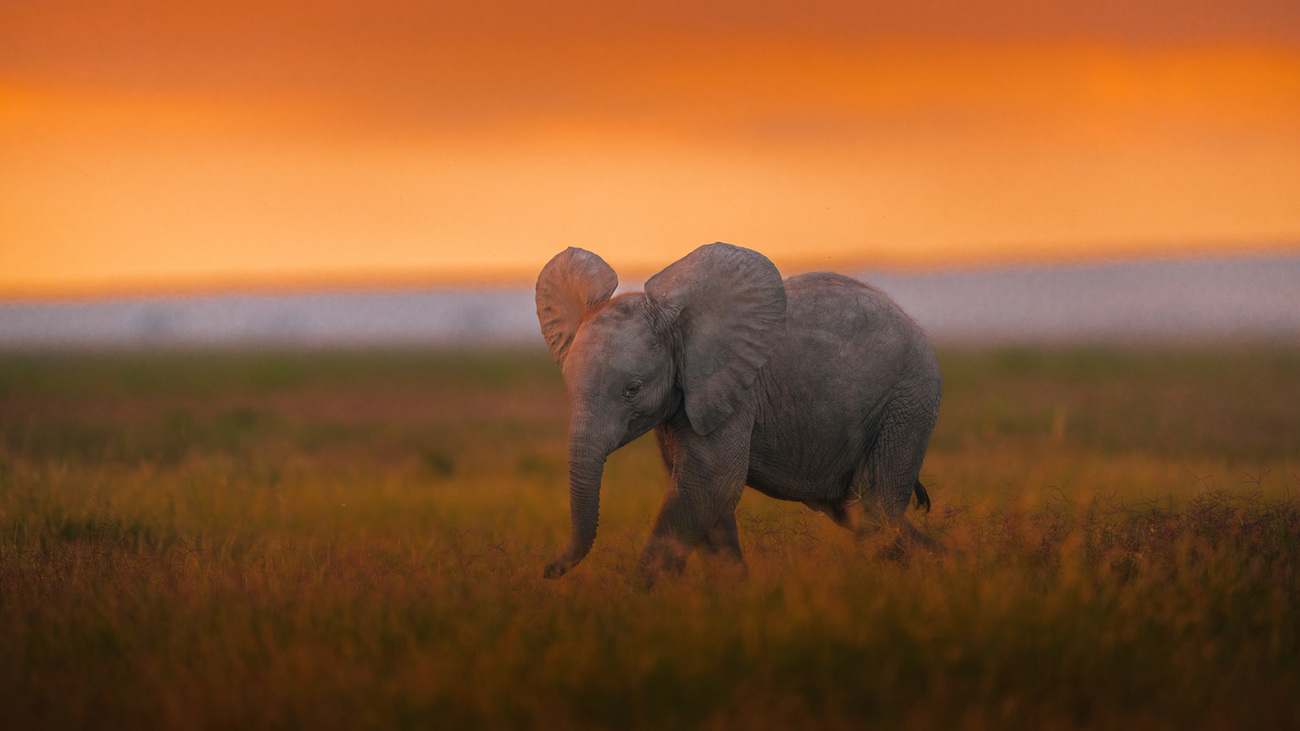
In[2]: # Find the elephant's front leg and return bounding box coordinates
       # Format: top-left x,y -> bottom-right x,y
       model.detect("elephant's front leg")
638,407 -> 753,584
700,511 -> 745,568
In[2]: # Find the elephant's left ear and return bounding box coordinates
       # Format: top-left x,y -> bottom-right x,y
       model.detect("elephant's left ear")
536,248 -> 619,365
646,243 -> 787,435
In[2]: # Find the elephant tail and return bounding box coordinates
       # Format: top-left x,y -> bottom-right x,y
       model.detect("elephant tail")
913,480 -> 931,514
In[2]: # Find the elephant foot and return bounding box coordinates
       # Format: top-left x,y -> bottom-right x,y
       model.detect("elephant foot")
868,520 -> 940,563
898,519 -> 942,554
875,536 -> 909,563
636,538 -> 689,587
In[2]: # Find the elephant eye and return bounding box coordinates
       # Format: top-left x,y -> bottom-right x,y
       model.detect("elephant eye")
623,381 -> 642,398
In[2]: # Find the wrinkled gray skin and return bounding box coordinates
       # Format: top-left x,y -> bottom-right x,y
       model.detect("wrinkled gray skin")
535,243 -> 941,583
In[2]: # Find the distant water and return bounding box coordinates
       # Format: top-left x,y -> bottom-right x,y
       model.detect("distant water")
2,256 -> 1297,349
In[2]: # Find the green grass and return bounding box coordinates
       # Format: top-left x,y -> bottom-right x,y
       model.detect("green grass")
1,346 -> 1298,729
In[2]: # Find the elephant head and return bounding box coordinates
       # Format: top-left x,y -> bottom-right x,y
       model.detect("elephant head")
535,243 -> 786,577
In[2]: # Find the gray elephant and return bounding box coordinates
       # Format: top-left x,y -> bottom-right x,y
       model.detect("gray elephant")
535,242 -> 941,581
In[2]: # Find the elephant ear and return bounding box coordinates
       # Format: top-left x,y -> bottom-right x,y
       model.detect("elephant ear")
536,247 -> 619,365
646,243 -> 786,435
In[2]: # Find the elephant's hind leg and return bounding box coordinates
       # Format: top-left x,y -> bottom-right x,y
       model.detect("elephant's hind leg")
851,392 -> 939,554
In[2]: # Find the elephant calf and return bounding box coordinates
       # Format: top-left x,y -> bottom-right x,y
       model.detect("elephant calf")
535,243 -> 941,581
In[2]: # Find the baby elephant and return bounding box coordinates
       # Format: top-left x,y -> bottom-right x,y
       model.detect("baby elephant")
536,243 -> 941,581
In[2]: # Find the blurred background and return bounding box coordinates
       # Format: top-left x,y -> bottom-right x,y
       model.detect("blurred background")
2,0 -> 1299,346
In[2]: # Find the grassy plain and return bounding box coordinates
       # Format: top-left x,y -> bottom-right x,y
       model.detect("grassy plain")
1,346 -> 1298,729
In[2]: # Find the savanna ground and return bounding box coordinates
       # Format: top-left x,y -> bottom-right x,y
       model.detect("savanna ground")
1,346 -> 1298,729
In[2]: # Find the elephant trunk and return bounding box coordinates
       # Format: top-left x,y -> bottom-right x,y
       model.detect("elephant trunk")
544,414 -> 613,578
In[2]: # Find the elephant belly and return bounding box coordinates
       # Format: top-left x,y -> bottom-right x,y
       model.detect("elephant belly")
744,347 -> 894,502
742,272 -> 925,503
744,401 -> 883,502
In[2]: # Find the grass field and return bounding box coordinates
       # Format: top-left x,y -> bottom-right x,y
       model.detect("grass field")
2,346 -> 1298,729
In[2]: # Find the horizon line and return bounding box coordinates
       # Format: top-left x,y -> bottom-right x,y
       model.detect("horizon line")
2,241 -> 1297,304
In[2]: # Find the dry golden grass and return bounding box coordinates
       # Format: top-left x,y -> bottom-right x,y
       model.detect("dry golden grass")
1,346 -> 1298,729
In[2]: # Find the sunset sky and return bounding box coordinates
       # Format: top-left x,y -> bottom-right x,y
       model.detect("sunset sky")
3,1 -> 1299,297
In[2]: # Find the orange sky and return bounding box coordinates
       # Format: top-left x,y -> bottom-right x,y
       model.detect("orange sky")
3,1 -> 1299,296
